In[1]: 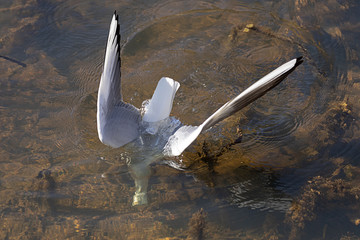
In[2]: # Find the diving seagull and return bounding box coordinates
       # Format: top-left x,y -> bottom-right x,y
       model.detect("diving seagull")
97,12 -> 303,205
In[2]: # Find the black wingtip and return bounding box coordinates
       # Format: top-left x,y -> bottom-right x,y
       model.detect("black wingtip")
114,11 -> 120,23
111,11 -> 121,46
295,56 -> 303,68
114,11 -> 121,76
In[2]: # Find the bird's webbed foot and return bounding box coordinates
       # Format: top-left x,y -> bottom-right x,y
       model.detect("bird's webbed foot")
132,192 -> 148,206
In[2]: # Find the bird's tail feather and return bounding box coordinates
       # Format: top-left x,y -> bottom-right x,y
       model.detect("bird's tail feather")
143,77 -> 180,122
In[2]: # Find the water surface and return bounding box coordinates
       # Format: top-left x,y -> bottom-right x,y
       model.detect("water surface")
1,0 -> 360,239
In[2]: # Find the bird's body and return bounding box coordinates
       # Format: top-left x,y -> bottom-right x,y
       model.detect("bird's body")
97,12 -> 303,205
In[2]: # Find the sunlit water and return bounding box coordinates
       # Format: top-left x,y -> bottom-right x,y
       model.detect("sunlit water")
1,0 -> 360,239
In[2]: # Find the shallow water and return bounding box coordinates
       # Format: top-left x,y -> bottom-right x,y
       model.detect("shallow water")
1,0 -> 360,239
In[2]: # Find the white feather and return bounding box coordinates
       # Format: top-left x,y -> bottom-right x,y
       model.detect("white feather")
143,77 -> 180,122
164,58 -> 302,157
97,13 -> 141,148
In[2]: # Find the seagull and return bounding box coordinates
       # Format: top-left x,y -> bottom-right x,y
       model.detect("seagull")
97,12 -> 303,205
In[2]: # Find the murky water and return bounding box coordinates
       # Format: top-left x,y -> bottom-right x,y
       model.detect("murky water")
1,0 -> 360,239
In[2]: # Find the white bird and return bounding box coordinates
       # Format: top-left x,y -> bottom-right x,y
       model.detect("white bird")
97,12 -> 303,205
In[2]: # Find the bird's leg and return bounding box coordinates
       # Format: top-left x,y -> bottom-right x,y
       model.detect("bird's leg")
128,161 -> 151,206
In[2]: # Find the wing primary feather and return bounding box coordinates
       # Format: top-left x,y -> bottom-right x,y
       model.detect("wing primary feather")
164,57 -> 303,156
99,12 -> 122,112
97,12 -> 141,148
200,57 -> 303,131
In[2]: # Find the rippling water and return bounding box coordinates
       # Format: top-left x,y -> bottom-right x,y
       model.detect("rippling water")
1,0 -> 360,239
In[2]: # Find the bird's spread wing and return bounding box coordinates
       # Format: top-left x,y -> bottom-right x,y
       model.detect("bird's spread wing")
97,12 -> 140,148
163,57 -> 303,156
143,77 -> 180,122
